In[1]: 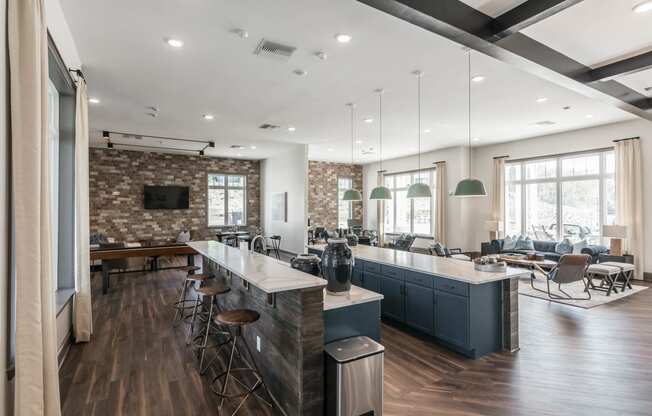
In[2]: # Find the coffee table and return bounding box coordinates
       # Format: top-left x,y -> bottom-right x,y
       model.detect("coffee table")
498,254 -> 557,289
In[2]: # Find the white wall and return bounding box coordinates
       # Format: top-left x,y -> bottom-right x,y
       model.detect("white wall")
362,145 -> 471,250
261,144 -> 309,254
469,119 -> 652,274
45,0 -> 82,69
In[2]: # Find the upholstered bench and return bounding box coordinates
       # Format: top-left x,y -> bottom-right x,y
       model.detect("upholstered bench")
586,264 -> 622,296
600,262 -> 635,293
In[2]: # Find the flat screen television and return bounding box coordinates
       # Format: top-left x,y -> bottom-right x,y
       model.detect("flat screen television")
144,185 -> 189,209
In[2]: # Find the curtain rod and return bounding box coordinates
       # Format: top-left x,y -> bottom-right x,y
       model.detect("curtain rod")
431,160 -> 446,165
506,146 -> 614,164
68,68 -> 85,81
613,136 -> 640,143
493,155 -> 509,159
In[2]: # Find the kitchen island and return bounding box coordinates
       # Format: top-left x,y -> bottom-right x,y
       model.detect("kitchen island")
308,243 -> 529,358
187,241 -> 382,416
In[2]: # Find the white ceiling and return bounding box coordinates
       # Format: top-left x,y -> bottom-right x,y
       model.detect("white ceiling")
60,0 -> 639,164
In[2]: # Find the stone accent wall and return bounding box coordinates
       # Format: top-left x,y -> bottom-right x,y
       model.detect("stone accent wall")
89,148 -> 260,243
308,161 -> 363,229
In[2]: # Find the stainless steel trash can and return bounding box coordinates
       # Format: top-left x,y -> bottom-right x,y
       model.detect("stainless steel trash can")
325,336 -> 384,416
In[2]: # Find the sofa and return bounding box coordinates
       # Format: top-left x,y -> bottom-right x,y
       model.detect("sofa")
489,239 -> 608,263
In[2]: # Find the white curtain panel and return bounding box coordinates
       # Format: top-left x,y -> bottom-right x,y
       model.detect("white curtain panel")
491,158 -> 505,237
435,162 -> 447,245
74,79 -> 92,342
615,139 -> 645,279
1,0 -> 9,412
376,171 -> 385,247
8,0 -> 62,414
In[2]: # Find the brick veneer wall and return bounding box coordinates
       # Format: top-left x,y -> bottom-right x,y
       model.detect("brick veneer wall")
89,148 -> 260,243
308,161 -> 363,229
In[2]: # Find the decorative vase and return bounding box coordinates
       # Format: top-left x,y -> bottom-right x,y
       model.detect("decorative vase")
321,239 -> 353,295
346,233 -> 359,246
290,254 -> 321,276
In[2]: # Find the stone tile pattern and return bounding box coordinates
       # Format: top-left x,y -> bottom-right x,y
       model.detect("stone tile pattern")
89,148 -> 260,243
308,161 -> 363,229
502,277 -> 519,352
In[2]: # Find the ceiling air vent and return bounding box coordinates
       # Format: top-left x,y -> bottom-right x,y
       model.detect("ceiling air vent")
254,39 -> 296,61
534,120 -> 556,126
259,123 -> 280,130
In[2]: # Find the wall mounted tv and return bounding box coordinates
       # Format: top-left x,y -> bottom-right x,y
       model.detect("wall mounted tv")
144,185 -> 190,209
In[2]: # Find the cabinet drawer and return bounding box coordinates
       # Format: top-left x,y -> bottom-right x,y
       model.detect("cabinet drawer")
404,270 -> 433,288
434,277 -> 469,297
364,261 -> 381,274
381,264 -> 404,280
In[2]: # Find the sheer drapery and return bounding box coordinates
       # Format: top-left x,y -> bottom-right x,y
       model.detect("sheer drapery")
615,139 -> 645,279
74,79 -> 92,342
435,162 -> 447,244
8,0 -> 62,414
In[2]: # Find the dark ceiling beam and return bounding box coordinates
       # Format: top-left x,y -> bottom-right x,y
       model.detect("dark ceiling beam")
489,0 -> 585,40
587,51 -> 652,82
356,0 -> 652,119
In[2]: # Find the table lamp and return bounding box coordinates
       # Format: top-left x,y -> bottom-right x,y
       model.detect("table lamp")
602,225 -> 627,256
484,220 -> 503,241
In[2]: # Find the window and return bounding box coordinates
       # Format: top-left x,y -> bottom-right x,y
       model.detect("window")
48,79 -> 60,292
208,173 -> 247,226
505,150 -> 615,244
338,177 -> 353,229
383,170 -> 436,236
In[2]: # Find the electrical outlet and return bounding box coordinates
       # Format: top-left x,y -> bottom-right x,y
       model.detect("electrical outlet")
256,336 -> 261,352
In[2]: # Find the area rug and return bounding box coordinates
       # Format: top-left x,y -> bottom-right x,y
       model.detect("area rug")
518,276 -> 648,309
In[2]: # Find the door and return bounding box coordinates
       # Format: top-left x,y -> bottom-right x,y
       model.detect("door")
405,282 -> 434,335
380,276 -> 404,322
363,271 -> 381,293
434,291 -> 469,348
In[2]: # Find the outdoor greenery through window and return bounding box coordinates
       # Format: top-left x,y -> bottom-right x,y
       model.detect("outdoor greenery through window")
338,177 -> 353,229
504,150 -> 615,245
208,173 -> 247,226
383,169 -> 436,236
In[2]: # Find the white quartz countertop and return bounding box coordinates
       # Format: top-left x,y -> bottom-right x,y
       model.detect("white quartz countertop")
307,244 -> 530,285
323,285 -> 384,311
188,241 -> 326,294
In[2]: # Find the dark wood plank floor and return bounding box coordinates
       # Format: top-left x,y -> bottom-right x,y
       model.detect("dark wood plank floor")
60,260 -> 652,416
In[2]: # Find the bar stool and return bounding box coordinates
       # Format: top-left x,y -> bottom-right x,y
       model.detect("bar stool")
210,309 -> 273,415
186,284 -> 232,373
172,271 -> 210,324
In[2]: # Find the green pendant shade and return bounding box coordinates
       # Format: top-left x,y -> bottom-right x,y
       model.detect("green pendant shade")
369,185 -> 392,200
342,188 -> 363,201
407,182 -> 432,198
453,178 -> 487,197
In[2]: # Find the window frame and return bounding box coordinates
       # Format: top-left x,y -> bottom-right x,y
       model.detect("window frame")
383,168 -> 436,237
337,175 -> 354,229
504,149 -> 615,244
206,173 -> 248,227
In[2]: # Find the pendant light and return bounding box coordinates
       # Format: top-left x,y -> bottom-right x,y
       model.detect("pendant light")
370,88 -> 392,200
342,102 -> 363,201
454,52 -> 487,197
407,70 -> 432,199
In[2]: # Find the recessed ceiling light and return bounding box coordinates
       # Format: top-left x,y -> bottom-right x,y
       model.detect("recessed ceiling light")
288,126 -> 296,132
335,34 -> 352,43
231,28 -> 249,39
363,117 -> 373,123
293,69 -> 308,76
88,97 -> 100,104
166,38 -> 184,48
250,145 -> 257,150
633,1 -> 652,13
536,97 -> 548,103
355,140 -> 363,144
586,114 -> 594,118
471,75 -> 485,83
203,114 -> 214,120
424,129 -> 431,133
237,153 -> 242,157
472,137 -> 480,142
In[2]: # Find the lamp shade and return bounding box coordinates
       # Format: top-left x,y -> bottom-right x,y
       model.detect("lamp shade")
453,178 -> 487,197
602,224 -> 627,238
369,185 -> 392,200
342,188 -> 362,201
407,182 -> 432,198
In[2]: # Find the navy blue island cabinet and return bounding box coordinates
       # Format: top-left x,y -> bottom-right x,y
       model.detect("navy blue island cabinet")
309,246 -> 513,359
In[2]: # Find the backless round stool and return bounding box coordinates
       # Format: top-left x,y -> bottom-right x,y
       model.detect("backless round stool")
210,309 -> 273,415
186,284 -> 231,373
172,271 -> 210,324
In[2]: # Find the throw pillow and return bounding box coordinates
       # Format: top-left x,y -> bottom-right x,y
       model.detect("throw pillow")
517,236 -> 535,251
573,239 -> 588,254
503,235 -> 517,251
555,238 -> 573,255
